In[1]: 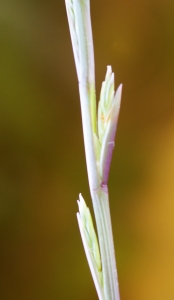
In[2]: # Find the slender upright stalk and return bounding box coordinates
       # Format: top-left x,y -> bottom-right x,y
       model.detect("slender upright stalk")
65,1 -> 122,300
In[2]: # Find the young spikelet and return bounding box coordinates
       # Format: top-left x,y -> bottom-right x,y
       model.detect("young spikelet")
65,0 -> 80,78
77,194 -> 105,300
94,66 -> 122,185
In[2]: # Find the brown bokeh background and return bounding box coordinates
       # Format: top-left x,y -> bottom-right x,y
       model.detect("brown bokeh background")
0,0 -> 174,299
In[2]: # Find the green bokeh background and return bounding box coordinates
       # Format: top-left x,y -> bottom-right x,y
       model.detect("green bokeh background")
0,1 -> 174,299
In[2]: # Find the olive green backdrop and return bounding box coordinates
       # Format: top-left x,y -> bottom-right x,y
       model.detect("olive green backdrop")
0,0 -> 174,299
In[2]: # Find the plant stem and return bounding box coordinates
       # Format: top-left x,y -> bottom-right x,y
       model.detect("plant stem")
79,78 -> 120,300
65,1 -> 121,299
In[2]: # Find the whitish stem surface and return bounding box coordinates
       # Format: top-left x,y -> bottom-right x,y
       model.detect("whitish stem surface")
65,1 -> 121,299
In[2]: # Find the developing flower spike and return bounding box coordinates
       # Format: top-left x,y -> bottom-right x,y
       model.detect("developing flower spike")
65,0 -> 80,80
77,194 -> 101,272
97,67 -> 122,185
77,194 -> 105,300
65,1 -> 122,300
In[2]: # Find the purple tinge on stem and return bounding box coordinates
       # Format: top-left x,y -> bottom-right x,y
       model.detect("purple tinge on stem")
100,84 -> 122,185
102,123 -> 118,185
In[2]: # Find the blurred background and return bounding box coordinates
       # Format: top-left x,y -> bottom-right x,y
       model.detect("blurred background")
0,0 -> 174,299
